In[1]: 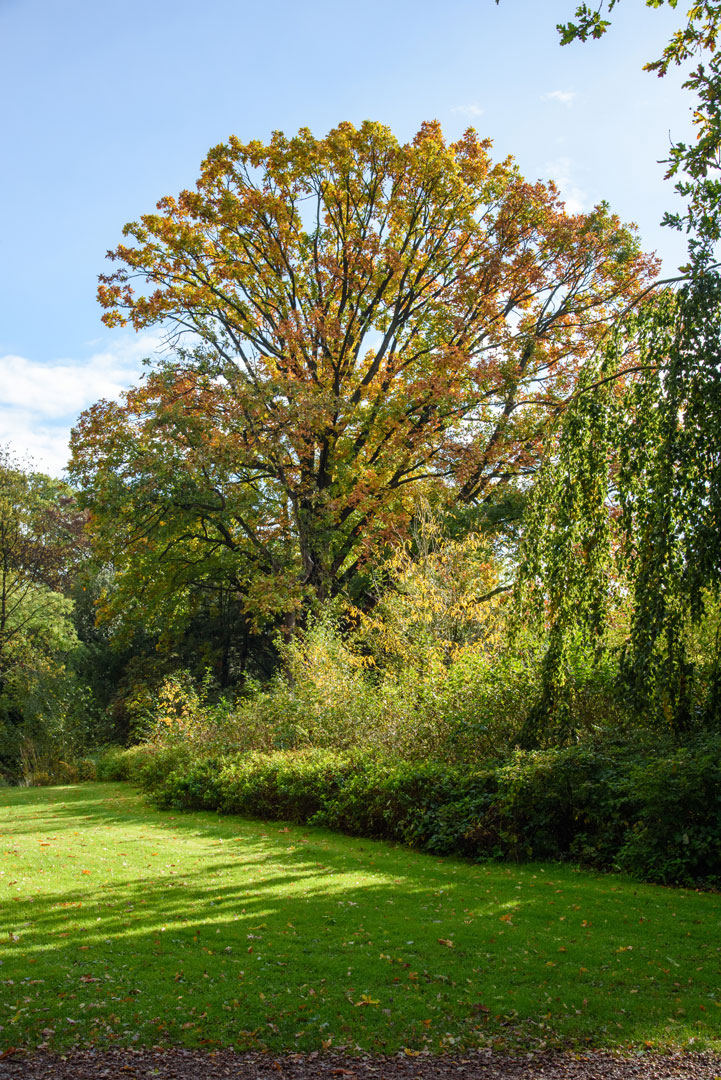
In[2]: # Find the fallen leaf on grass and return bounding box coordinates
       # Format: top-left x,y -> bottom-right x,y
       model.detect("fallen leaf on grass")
438,938 -> 454,948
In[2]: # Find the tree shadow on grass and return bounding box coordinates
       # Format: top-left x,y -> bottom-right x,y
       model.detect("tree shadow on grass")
0,783 -> 719,1055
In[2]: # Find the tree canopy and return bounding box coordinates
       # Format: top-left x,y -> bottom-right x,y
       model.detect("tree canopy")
0,449 -> 89,775
71,121 -> 655,628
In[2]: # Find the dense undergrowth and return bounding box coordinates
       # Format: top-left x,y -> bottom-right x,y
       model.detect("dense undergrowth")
85,613 -> 720,891
10,595 -> 721,893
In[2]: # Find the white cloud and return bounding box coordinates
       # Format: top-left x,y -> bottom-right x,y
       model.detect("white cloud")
544,156 -> 588,215
451,103 -> 485,118
543,90 -> 576,107
0,333 -> 162,476
0,409 -> 76,477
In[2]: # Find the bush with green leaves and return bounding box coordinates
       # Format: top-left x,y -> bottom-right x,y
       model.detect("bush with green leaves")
103,732 -> 721,887
617,735 -> 721,886
137,617 -> 570,765
493,743 -> 638,864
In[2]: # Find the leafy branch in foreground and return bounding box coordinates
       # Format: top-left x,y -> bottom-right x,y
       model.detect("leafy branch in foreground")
551,0 -> 721,268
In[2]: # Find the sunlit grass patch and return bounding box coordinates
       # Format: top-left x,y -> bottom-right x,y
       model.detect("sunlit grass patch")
0,783 -> 719,1054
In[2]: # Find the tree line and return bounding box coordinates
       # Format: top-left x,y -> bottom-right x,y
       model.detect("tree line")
2,1 -> 720,782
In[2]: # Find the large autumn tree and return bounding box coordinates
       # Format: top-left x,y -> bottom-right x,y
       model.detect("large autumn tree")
70,121 -> 655,626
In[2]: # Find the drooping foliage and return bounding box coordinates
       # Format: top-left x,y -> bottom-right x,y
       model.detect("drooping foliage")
499,0 -> 721,743
519,277 -> 721,742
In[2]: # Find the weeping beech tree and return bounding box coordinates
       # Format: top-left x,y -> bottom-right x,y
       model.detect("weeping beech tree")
70,121 -> 654,630
517,276 -> 721,744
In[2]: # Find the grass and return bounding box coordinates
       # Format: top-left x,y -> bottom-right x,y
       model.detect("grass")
0,782 -> 719,1056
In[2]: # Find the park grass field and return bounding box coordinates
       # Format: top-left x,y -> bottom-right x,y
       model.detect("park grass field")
0,782 -> 719,1055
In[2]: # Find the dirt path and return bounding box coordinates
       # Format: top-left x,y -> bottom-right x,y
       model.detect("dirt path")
1,1048 -> 720,1080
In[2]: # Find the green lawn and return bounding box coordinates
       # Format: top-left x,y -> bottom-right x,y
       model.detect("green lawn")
0,782 -> 719,1055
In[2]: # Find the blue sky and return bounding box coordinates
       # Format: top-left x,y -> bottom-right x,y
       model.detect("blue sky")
0,0 -> 692,473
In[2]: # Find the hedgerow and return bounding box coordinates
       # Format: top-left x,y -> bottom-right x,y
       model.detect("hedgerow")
97,733 -> 721,888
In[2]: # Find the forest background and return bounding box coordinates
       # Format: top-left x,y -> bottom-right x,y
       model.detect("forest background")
1,0 -> 720,888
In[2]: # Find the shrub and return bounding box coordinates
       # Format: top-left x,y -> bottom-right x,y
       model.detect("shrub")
95,743 -> 187,786
493,744 -> 638,864
110,728 -> 721,888
312,757 -> 497,849
152,756 -> 224,810
616,735 -> 721,886
152,750 -> 358,820
96,745 -> 142,781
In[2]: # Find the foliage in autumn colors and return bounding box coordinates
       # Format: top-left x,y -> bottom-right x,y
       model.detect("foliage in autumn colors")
70,120 -> 656,633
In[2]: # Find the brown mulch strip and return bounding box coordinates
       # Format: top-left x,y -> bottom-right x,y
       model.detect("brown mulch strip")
1,1048 -> 720,1080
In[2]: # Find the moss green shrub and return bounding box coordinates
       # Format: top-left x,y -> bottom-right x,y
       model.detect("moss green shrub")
130,734 -> 721,887
95,743 -> 187,785
617,736 -> 721,886
494,744 -> 638,864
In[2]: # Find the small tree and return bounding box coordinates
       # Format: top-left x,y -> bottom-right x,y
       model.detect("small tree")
0,449 -> 87,776
0,449 -> 84,690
